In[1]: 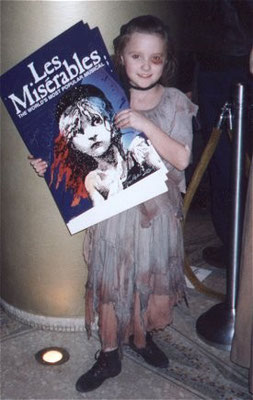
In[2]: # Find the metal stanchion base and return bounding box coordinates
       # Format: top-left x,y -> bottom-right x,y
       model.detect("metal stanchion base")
196,302 -> 235,351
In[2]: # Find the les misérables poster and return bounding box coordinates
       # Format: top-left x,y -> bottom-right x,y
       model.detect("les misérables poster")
0,21 -> 168,235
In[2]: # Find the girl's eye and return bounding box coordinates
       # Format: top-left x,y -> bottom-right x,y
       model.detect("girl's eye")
151,56 -> 163,65
91,115 -> 102,126
132,54 -> 140,60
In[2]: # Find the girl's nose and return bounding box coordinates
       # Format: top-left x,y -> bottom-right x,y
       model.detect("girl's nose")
89,133 -> 97,142
141,60 -> 151,71
86,125 -> 99,141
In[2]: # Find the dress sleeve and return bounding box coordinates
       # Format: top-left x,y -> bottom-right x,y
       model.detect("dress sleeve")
163,88 -> 198,193
142,87 -> 198,193
169,88 -> 198,152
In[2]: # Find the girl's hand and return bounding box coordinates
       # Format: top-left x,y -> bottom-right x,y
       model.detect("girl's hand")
28,156 -> 48,177
114,109 -> 150,133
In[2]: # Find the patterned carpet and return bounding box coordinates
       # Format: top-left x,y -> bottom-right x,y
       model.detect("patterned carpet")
124,324 -> 250,400
123,281 -> 251,400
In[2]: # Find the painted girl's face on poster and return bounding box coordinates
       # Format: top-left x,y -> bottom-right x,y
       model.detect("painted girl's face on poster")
59,99 -> 112,157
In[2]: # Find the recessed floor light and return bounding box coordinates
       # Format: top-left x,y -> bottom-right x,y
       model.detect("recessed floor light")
35,347 -> 69,366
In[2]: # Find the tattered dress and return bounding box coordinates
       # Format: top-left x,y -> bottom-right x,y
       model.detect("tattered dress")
83,87 -> 198,350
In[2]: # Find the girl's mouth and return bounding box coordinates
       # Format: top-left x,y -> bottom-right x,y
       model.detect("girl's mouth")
91,142 -> 102,149
138,74 -> 152,79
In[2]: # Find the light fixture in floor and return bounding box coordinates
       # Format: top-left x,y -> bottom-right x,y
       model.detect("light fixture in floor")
35,347 -> 69,366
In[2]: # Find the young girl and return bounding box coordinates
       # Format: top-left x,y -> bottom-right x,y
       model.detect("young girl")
30,15 -> 198,393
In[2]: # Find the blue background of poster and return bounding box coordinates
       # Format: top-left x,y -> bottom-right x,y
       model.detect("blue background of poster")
0,21 -> 114,161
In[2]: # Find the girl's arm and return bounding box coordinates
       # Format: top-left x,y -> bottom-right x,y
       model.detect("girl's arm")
28,156 -> 48,177
114,109 -> 190,171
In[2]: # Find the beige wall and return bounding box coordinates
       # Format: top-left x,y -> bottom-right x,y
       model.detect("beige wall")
1,1 -> 180,320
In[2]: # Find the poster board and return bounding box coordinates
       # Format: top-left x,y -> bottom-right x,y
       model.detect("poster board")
1,21 -> 168,234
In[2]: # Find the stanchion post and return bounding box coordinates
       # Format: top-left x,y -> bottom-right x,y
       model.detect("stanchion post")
195,83 -> 247,350
227,83 -> 247,310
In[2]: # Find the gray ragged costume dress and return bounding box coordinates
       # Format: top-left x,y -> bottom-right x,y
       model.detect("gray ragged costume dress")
83,87 -> 198,350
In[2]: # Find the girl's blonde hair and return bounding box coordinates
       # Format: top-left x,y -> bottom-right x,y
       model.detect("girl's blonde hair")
113,15 -> 177,89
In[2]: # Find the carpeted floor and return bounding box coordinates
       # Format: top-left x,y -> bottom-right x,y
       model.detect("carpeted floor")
124,296 -> 250,400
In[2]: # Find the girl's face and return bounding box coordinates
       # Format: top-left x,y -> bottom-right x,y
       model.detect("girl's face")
60,101 -> 112,157
121,32 -> 167,89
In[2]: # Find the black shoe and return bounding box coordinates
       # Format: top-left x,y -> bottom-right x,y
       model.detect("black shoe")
75,349 -> 121,393
202,245 -> 227,269
129,332 -> 169,368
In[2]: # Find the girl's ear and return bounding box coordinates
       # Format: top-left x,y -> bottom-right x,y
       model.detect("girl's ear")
120,55 -> 125,65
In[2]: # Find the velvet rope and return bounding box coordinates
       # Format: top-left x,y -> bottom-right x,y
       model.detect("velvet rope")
183,127 -> 225,301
